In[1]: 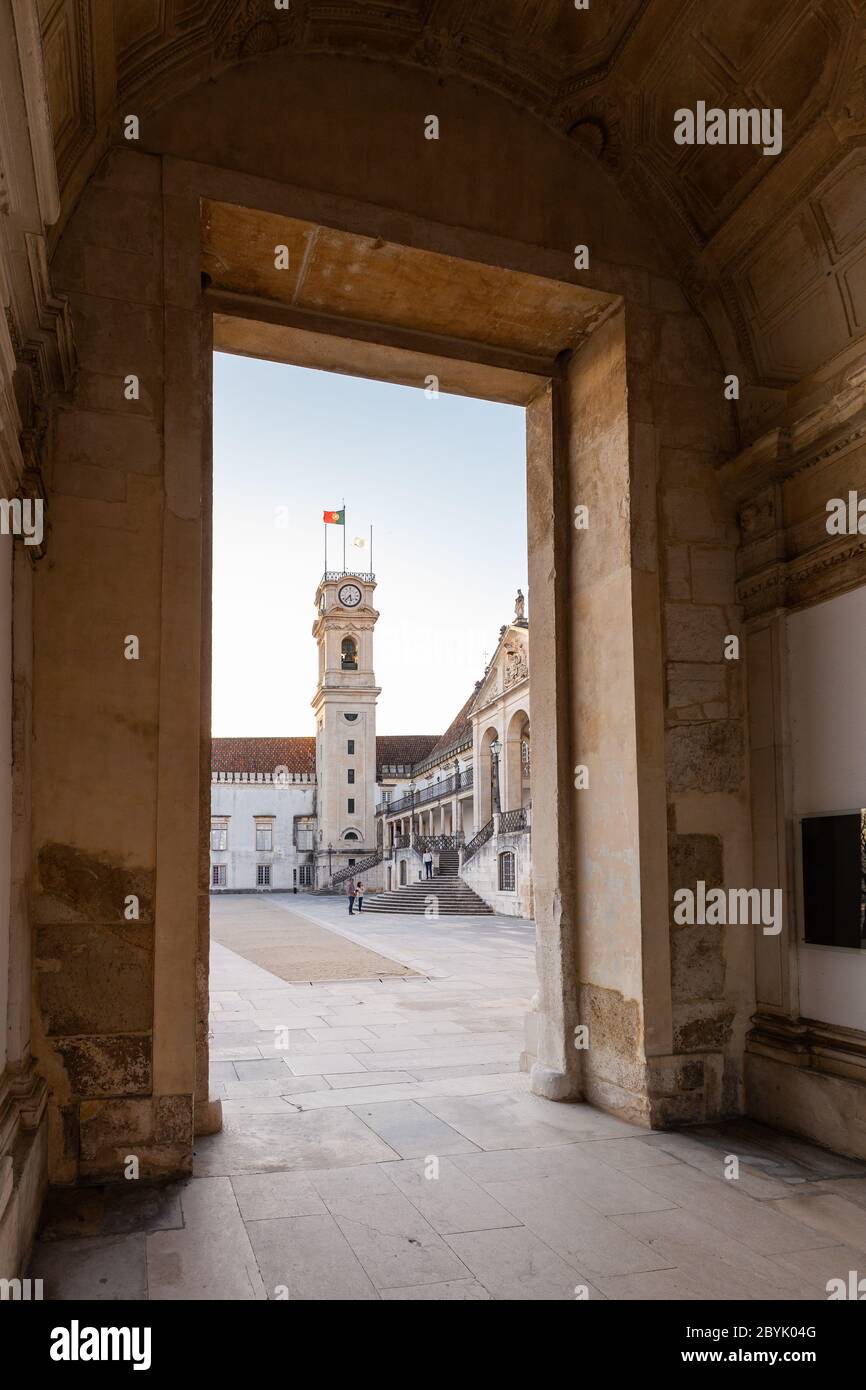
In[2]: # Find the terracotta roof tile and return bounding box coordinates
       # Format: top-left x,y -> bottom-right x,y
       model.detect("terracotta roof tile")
212,737 -> 316,775
212,734 -> 441,777
375,734 -> 439,773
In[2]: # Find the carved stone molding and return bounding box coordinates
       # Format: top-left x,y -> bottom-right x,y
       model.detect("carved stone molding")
747,1010 -> 866,1087
215,0 -> 307,61
0,1059 -> 48,1162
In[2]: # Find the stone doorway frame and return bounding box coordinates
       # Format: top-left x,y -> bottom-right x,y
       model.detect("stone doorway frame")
153,157 -> 670,1143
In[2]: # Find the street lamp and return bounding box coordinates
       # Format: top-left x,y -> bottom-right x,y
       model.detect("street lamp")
490,738 -> 502,815
327,841 -> 333,878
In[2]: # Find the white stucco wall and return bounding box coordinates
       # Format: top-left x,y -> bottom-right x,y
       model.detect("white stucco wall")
210,779 -> 317,891
787,587 -> 866,1031
460,826 -> 533,918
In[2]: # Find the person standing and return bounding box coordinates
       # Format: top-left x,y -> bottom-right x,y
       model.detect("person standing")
356,881 -> 364,912
347,878 -> 356,914
423,850 -> 433,879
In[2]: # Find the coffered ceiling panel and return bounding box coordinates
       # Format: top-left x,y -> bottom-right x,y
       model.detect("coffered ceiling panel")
36,0 -> 866,409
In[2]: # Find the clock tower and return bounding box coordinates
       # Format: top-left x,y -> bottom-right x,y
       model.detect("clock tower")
312,569 -> 380,886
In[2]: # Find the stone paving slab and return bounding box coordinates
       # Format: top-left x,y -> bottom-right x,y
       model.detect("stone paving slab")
32,893 -> 866,1301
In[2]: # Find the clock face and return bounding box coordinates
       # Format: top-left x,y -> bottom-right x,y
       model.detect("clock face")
338,583 -> 362,608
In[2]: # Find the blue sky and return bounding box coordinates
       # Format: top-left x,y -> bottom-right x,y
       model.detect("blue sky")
212,353 -> 527,736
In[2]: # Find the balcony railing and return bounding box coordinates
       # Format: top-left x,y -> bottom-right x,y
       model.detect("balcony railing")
332,849 -> 382,886
379,767 -> 474,817
499,807 -> 529,834
462,818 -> 494,864
413,833 -> 464,853
321,570 -> 374,583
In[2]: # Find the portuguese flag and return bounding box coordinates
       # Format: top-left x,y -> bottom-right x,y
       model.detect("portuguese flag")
323,509 -> 345,525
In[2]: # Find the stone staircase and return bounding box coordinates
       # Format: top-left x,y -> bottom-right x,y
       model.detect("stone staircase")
362,871 -> 493,916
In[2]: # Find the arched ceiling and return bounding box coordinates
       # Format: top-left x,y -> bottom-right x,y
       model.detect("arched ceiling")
37,0 -> 866,433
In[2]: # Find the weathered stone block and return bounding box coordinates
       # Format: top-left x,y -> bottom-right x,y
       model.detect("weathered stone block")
673,1007 -> 736,1052
666,720 -> 744,792
53,1034 -> 151,1098
690,545 -> 736,604
51,459 -> 128,503
653,383 -> 731,454
668,832 -> 724,897
656,314 -> 721,385
56,409 -> 162,477
671,923 -> 725,1001
34,844 -> 154,925
665,603 -> 729,662
73,370 -> 161,419
663,489 -> 726,543
79,1098 -> 152,1163
155,1094 -> 194,1148
82,242 -> 162,305
667,662 -> 727,713
664,545 -> 691,600
63,184 -> 161,256
35,924 -> 153,1035
93,148 -> 163,197
66,293 -> 163,376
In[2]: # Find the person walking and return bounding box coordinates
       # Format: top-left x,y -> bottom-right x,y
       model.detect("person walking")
423,850 -> 433,879
356,880 -> 364,912
347,878 -> 356,914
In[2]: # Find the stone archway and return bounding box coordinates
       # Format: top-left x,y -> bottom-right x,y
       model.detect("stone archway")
504,709 -> 530,814
31,44 -> 763,1183
477,725 -> 502,827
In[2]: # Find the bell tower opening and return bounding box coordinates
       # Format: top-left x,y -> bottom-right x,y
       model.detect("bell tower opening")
312,570 -> 381,884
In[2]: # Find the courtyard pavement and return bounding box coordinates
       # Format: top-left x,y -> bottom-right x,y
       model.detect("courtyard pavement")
31,894 -> 866,1300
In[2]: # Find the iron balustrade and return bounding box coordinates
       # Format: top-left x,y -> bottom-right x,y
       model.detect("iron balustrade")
332,850 -> 382,886
413,833 -> 465,853
321,570 -> 375,583
462,818 -> 494,864
499,807 -> 529,834
378,767 -> 474,817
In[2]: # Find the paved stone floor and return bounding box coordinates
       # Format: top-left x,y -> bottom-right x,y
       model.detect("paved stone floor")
31,894 -> 866,1300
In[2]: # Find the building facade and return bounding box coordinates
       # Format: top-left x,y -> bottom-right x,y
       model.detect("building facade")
210,575 -> 532,916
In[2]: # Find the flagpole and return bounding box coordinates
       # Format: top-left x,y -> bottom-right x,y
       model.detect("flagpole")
370,524 -> 373,578
323,519 -> 326,577
342,497 -> 346,572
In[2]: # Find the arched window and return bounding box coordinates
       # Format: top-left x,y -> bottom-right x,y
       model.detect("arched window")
498,850 -> 516,892
343,830 -> 360,841
341,637 -> 358,670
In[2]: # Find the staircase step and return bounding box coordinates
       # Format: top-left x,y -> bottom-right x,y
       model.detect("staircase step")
361,873 -> 493,915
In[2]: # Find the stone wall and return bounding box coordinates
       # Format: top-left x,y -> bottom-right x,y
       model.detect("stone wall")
35,146 -> 201,1182
459,828 -> 532,919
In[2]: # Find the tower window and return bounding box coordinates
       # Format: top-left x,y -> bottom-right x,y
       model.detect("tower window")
341,637 -> 358,670
348,798 -> 355,813
347,739 -> 355,754
348,769 -> 355,784
344,713 -> 358,722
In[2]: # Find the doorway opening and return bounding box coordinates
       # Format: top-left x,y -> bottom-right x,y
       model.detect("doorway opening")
191,196 -> 618,1132
207,346 -> 538,1108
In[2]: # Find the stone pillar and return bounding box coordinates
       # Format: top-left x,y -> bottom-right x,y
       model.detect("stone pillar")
522,379 -> 581,1101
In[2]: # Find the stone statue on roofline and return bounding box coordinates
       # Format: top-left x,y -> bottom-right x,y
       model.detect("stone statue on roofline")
515,588 -> 525,621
